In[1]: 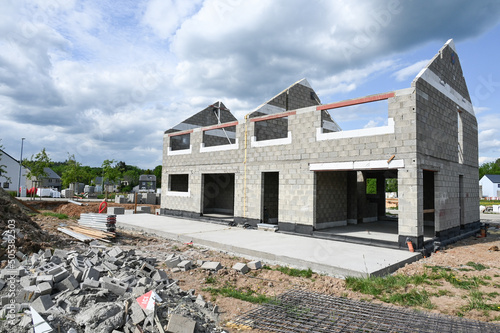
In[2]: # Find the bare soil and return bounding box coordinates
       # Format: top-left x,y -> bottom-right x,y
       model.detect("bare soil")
6,199 -> 500,331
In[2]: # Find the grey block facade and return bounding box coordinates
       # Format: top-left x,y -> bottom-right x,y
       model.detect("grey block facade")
161,41 -> 479,249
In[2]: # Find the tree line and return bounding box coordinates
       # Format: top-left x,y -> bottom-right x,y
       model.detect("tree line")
21,148 -> 161,192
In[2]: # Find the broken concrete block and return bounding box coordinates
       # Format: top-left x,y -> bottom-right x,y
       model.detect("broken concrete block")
16,250 -> 26,260
195,294 -> 206,308
83,267 -> 100,281
129,300 -> 146,325
55,275 -> 79,292
17,285 -> 40,302
196,260 -> 207,266
38,282 -> 52,296
1,266 -> 27,278
20,275 -> 36,287
0,279 -> 5,291
138,262 -> 156,278
31,294 -> 54,313
36,275 -> 53,286
101,276 -> 128,296
171,268 -> 181,273
201,261 -> 222,272
152,270 -> 168,282
232,263 -> 249,274
107,247 -> 124,259
75,302 -> 125,333
247,260 -> 262,270
52,248 -> 68,260
103,261 -> 119,272
167,314 -> 196,333
81,278 -> 100,289
136,276 -> 151,287
165,256 -> 181,268
177,260 -> 192,271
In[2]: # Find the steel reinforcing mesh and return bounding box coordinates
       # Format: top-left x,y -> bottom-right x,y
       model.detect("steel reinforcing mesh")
228,289 -> 500,333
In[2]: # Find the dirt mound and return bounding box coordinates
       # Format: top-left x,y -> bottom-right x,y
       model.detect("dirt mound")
51,201 -> 159,218
0,188 -> 64,259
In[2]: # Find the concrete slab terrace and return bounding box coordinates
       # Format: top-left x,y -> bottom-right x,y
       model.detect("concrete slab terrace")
116,214 -> 421,277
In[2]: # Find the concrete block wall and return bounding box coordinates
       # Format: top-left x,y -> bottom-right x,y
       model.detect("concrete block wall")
315,171 -> 348,226
411,42 -> 479,244
161,41 -> 479,248
255,117 -> 288,141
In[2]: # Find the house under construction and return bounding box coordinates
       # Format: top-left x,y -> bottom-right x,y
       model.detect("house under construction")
161,39 -> 479,250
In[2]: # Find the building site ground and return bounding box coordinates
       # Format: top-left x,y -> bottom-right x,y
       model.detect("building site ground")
4,197 -> 500,332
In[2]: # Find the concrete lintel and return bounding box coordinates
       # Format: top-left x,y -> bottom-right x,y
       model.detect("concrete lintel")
200,140 -> 239,153
310,159 -> 404,171
251,132 -> 292,148
166,190 -> 190,197
167,146 -> 192,156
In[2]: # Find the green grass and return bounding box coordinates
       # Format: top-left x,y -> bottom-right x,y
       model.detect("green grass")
42,212 -> 69,219
466,262 -> 489,271
480,200 -> 500,206
345,265 -> 496,309
383,289 -> 434,309
204,276 -> 217,284
203,284 -> 274,304
461,290 -> 500,313
275,266 -> 314,278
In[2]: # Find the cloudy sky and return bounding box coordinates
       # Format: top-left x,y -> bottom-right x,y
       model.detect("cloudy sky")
1,0 -> 499,168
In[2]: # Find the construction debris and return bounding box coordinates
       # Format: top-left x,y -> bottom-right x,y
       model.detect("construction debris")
0,245 -> 226,333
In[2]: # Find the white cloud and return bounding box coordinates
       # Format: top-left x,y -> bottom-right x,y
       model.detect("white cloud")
142,0 -> 203,39
1,0 -> 500,169
392,59 -> 430,82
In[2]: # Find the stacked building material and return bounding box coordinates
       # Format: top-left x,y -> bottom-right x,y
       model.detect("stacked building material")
79,213 -> 116,232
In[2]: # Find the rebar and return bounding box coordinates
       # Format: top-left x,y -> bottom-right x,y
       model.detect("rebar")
230,289 -> 500,333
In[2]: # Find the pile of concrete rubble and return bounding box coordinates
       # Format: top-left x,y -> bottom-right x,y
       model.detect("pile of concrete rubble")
0,243 -> 228,333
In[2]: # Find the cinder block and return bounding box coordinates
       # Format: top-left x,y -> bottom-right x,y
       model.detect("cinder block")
20,275 -> 35,287
107,207 -> 125,215
31,295 -> 54,313
107,246 -> 124,258
200,262 -> 222,272
83,267 -> 100,281
81,278 -> 100,289
138,262 -> 156,278
130,300 -> 146,325
166,314 -> 196,333
55,275 -> 79,292
177,260 -> 192,271
232,263 -> 249,274
247,261 -> 262,270
101,276 -> 127,296
137,206 -> 151,214
36,275 -> 53,286
165,256 -> 181,268
152,270 -> 168,282
38,282 -> 52,296
195,294 -> 206,308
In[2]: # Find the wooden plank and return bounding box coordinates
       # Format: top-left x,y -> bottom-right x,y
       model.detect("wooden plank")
423,209 -> 435,214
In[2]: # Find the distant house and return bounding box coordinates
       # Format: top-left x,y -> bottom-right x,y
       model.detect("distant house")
0,149 -> 28,194
94,176 -> 120,193
139,175 -> 156,191
26,167 -> 62,191
479,175 -> 500,198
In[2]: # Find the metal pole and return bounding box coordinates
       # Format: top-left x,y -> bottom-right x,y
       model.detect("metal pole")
17,138 -> 25,196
